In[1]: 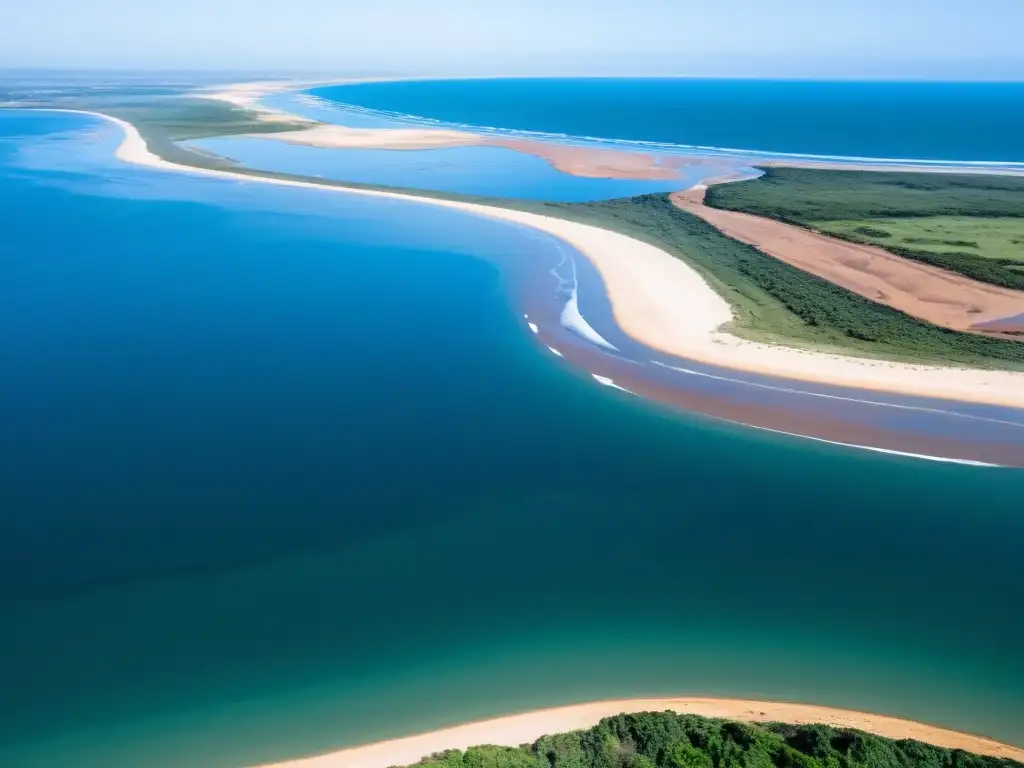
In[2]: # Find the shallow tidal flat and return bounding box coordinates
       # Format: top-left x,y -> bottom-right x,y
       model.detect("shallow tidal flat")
185,135 -> 698,202
2,110 -> 1024,768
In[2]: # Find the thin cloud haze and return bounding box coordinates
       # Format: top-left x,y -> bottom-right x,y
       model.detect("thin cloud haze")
1,0 -> 1022,78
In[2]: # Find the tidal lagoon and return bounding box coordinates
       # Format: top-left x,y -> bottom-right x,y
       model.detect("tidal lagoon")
185,137 -> 694,201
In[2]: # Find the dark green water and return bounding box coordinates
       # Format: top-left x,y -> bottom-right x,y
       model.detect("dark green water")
1,113 -> 1023,768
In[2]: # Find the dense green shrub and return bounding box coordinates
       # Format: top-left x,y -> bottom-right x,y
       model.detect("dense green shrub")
705,168 -> 1024,221
397,712 -> 1022,768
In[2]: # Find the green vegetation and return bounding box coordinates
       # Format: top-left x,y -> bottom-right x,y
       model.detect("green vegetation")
104,97 -> 309,168
512,195 -> 1024,369
807,217 -> 1024,290
397,712 -> 1021,768
704,168 -> 1024,289
704,167 -> 1024,220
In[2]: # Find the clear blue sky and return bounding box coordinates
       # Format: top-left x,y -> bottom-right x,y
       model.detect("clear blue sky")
2,0 -> 1023,78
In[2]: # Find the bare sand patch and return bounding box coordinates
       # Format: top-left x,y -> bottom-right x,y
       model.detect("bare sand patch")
240,126 -> 714,180
490,138 -> 684,180
243,123 -> 483,150
200,81 -> 317,125
673,187 -> 1024,335
248,697 -> 1024,768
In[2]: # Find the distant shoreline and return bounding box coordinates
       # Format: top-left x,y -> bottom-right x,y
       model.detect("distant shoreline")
291,80 -> 1024,175
248,697 -> 1024,768
202,83 -> 740,181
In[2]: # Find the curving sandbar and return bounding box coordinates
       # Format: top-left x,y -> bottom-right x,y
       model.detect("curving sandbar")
69,109 -> 1024,408
203,81 -> 734,180
242,126 -> 703,180
247,697 -> 1024,768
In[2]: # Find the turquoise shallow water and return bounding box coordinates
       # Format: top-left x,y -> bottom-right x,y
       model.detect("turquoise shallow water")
311,79 -> 1024,163
1,111 -> 1023,768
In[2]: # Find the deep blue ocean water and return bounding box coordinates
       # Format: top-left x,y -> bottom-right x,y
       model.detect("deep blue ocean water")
1,111 -> 1024,768
311,79 -> 1024,162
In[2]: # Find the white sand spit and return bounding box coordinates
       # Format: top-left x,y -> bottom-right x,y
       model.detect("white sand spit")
248,697 -> 1024,768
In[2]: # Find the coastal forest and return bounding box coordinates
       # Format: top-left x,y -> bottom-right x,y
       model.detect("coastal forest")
398,712 -> 1023,768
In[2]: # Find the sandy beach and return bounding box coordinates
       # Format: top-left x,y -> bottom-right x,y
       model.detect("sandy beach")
673,186 -> 1024,334
249,697 -> 1024,768
201,81 -> 318,125
249,127 -> 703,179
79,107 -> 1024,409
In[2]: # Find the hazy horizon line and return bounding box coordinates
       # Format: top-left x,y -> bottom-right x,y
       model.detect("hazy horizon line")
2,67 -> 1024,84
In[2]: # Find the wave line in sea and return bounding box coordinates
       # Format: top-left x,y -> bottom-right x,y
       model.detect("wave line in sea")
297,90 -> 1024,173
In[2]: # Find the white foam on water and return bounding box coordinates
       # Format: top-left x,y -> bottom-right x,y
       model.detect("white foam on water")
742,423 -> 1001,468
547,346 -> 564,358
561,288 -> 618,350
528,322 -> 539,333
311,96 -> 1024,172
592,374 -> 635,394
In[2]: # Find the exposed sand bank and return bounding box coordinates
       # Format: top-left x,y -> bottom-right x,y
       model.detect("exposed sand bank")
491,138 -> 686,180
201,81 -> 317,125
673,187 -> 1024,335
243,123 -> 483,150
204,80 -> 735,181
203,80 -> 1024,179
249,697 -> 1024,768
71,109 -> 1024,409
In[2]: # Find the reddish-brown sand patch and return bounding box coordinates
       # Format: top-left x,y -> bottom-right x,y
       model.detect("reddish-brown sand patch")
673,188 -> 1024,336
491,138 -> 701,180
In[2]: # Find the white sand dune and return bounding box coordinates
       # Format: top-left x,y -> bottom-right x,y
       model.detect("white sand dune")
59,108 -> 1024,409
200,81 -> 317,125
248,697 -> 1024,768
